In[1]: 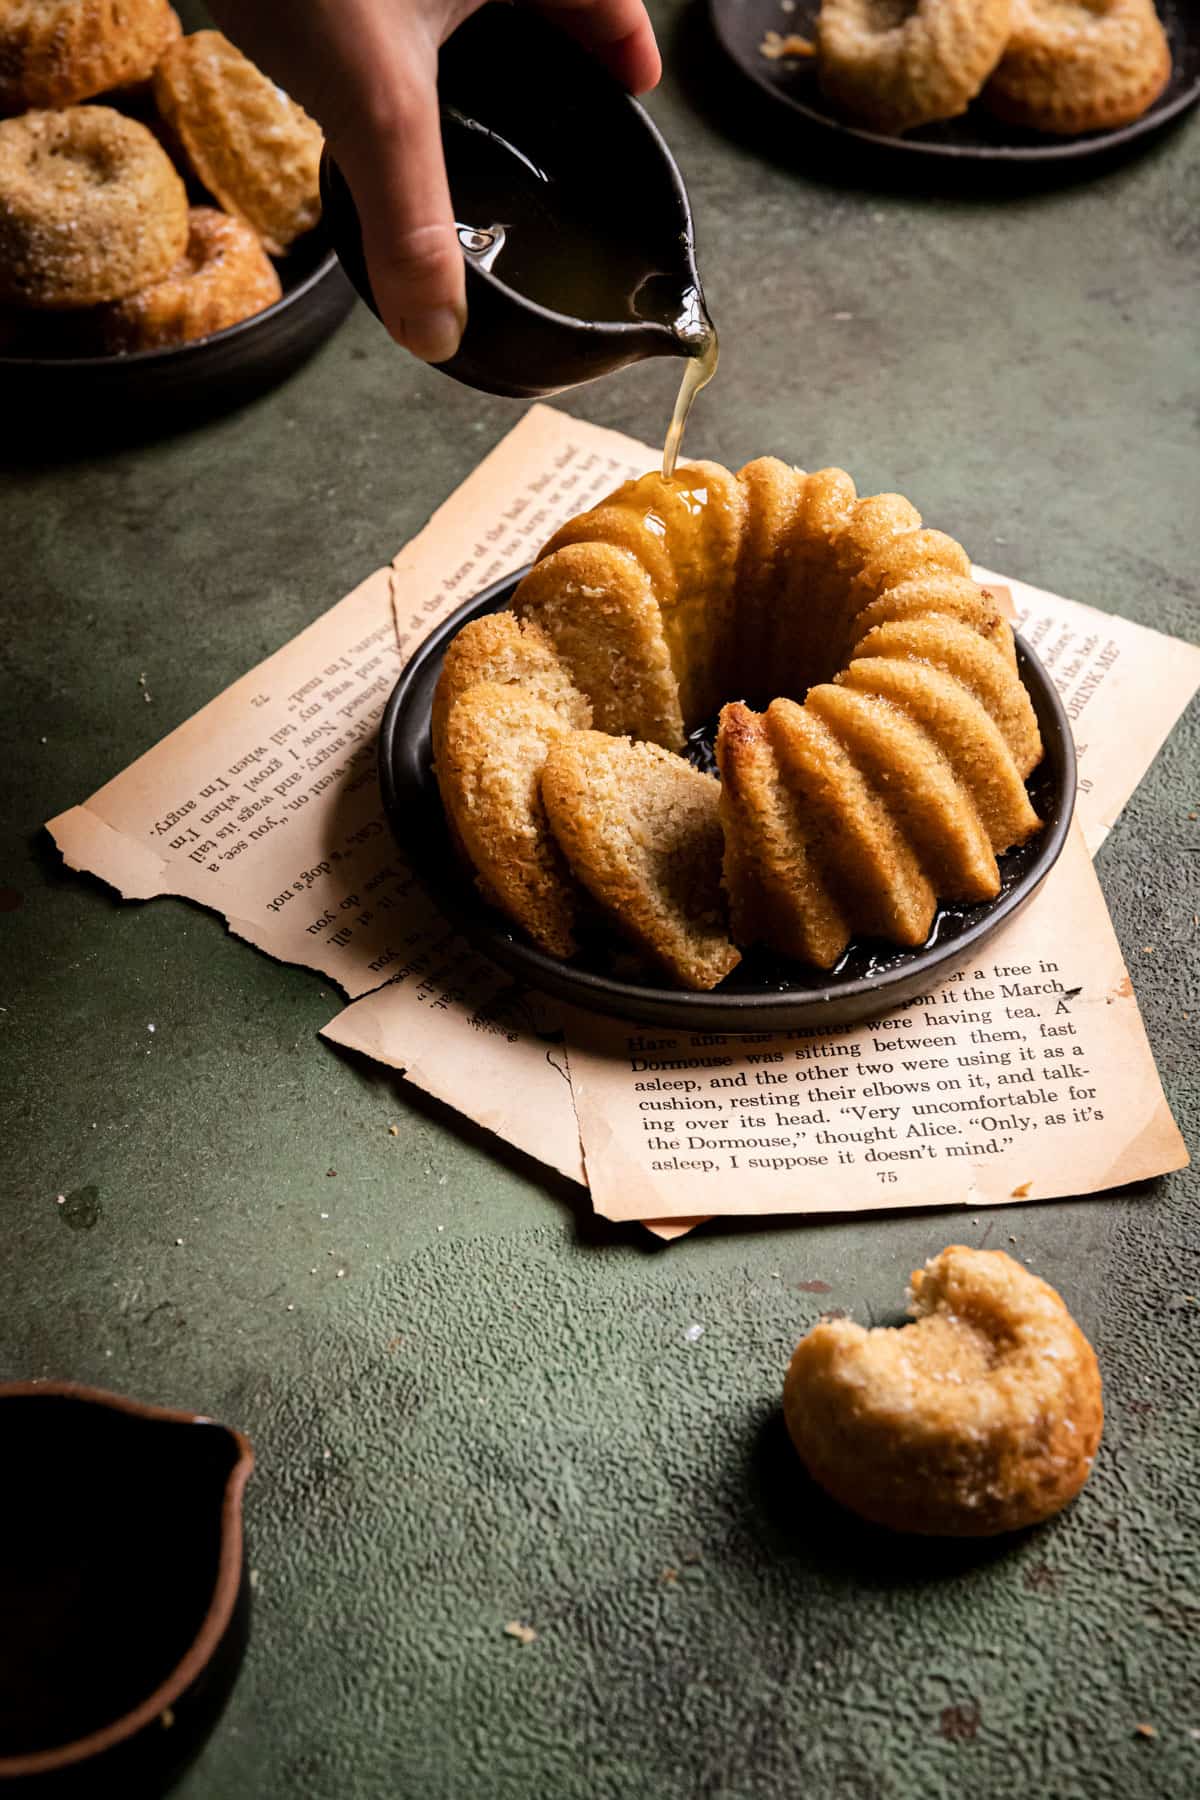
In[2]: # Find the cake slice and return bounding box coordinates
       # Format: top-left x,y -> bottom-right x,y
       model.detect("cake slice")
437,683 -> 581,957
541,732 -> 741,991
512,542 -> 685,750
431,611 -> 590,776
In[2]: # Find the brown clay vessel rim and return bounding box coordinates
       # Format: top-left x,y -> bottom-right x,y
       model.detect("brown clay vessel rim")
0,1380 -> 253,1779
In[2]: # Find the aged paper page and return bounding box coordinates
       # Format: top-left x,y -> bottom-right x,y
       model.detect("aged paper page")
974,565 -> 1200,854
389,403 -> 646,655
320,945 -> 586,1184
49,563 -> 407,994
47,408 -> 650,1179
564,827 -> 1188,1223
47,406 -> 648,995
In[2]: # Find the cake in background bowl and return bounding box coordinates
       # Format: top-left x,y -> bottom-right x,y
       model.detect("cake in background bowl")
0,14 -> 327,360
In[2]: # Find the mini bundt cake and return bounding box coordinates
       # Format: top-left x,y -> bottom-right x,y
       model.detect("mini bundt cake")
815,0 -> 1014,135
153,30 -> 322,255
432,459 -> 1044,990
0,0 -> 181,114
96,206 -> 282,351
0,105 -> 188,308
984,0 -> 1171,135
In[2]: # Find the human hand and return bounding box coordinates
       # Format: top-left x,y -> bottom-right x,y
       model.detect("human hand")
205,0 -> 661,364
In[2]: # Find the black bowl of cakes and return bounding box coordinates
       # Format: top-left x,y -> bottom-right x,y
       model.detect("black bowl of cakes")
0,3 -> 354,419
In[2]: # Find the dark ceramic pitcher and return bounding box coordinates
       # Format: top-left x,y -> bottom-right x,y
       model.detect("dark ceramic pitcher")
320,2 -> 711,397
0,1384 -> 253,1798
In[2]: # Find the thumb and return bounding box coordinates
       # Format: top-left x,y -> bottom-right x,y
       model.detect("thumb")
330,56 -> 466,365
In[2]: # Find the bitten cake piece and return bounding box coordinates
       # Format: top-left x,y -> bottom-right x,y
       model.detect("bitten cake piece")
541,731 -> 741,991
783,1246 -> 1104,1535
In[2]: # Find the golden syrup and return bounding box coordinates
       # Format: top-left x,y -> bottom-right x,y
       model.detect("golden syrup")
444,110 -> 706,334
662,308 -> 718,481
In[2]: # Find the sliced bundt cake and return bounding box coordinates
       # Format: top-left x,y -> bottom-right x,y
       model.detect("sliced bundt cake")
431,611 -> 591,774
432,457 -> 1045,986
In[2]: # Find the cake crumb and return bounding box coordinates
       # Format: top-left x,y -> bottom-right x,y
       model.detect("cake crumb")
1011,1181 -> 1033,1198
1134,1723 -> 1157,1740
759,29 -> 815,59
504,1621 -> 537,1645
661,1566 -> 678,1584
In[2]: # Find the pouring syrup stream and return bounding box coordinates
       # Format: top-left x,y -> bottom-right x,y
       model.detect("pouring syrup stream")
662,291 -> 718,480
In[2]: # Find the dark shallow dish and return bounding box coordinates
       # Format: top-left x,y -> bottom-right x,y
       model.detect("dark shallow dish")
378,568 -> 1076,1033
0,1384 -> 253,1797
1,225 -> 355,423
708,0 -> 1200,163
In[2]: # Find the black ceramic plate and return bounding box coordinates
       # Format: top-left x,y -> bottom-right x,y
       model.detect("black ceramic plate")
378,569 -> 1076,1033
1,224 -> 355,418
708,0 -> 1200,162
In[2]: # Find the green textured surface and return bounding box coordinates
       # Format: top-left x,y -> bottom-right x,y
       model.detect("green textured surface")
2,4 -> 1199,1794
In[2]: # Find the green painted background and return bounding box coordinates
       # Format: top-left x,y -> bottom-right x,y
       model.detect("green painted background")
2,3 -> 1197,1794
